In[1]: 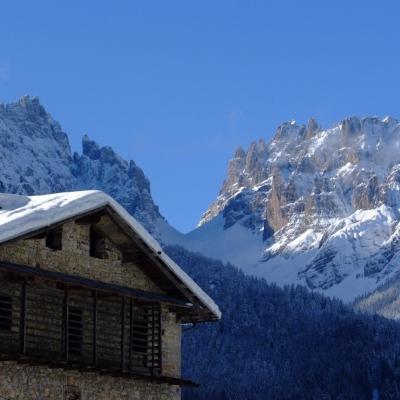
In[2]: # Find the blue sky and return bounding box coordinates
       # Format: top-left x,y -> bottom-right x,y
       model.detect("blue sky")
1,1 -> 400,232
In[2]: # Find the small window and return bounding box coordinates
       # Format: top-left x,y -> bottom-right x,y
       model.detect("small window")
68,307 -> 83,357
89,227 -> 108,259
131,305 -> 161,372
132,307 -> 149,359
0,294 -> 12,332
46,226 -> 62,251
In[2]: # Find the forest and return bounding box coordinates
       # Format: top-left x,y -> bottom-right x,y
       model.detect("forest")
166,246 -> 400,400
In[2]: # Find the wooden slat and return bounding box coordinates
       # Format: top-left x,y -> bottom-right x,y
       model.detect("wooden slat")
62,286 -> 69,361
120,296 -> 126,372
93,290 -> 98,367
0,274 -> 166,379
19,278 -> 27,355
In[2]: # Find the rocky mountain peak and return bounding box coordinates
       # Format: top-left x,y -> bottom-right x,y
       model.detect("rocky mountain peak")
2,96 -> 55,127
0,97 -> 163,233
191,115 -> 400,299
17,95 -> 44,111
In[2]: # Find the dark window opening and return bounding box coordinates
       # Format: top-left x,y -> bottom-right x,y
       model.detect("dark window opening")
0,294 -> 12,332
89,227 -> 108,259
46,226 -> 63,251
132,308 -> 149,360
131,305 -> 161,371
68,307 -> 83,357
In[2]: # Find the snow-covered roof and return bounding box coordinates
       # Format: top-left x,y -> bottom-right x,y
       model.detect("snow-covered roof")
0,190 -> 221,320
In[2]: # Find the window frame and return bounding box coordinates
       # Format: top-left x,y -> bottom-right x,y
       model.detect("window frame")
45,226 -> 63,251
89,227 -> 108,259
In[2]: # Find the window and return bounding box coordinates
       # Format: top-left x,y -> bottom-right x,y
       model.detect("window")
46,226 -> 62,251
89,227 -> 108,259
68,307 -> 83,357
0,294 -> 12,332
131,305 -> 161,372
131,307 -> 148,364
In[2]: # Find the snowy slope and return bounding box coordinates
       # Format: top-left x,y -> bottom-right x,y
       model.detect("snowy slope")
166,117 -> 400,301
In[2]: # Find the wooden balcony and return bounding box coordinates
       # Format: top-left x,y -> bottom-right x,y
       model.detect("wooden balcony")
0,261 -> 198,387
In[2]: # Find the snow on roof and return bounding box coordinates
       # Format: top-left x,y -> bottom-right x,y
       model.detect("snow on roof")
0,190 -> 221,320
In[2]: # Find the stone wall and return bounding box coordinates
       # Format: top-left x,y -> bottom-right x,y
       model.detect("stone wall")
0,362 -> 180,400
0,222 -> 162,293
0,221 -> 183,399
161,307 -> 181,377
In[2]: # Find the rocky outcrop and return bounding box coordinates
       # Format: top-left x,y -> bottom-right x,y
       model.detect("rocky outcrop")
306,118 -> 319,139
73,135 -> 162,231
265,174 -> 287,232
352,175 -> 380,210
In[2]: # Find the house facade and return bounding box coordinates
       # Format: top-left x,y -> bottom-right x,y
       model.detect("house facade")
0,191 -> 220,400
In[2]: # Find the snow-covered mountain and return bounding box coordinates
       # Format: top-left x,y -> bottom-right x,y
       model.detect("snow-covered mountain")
0,95 -> 174,236
173,117 -> 400,301
4,96 -> 400,302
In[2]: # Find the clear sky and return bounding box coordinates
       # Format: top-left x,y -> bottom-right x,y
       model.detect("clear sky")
1,1 -> 400,232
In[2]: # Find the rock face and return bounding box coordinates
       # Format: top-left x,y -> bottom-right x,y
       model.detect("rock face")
0,96 -> 163,234
0,96 -> 74,195
182,116 -> 400,301
73,135 -> 162,232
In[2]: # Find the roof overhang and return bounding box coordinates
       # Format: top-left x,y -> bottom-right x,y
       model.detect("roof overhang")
0,191 -> 221,322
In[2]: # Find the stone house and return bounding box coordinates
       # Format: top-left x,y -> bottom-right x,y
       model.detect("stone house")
0,191 -> 220,400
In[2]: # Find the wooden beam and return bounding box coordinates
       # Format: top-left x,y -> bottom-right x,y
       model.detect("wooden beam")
0,261 -> 193,310
19,278 -> 27,355
121,296 -> 126,372
25,232 -> 48,240
4,273 -> 32,283
151,305 -> 155,377
75,214 -> 103,225
129,298 -> 133,373
96,292 -> 120,299
62,285 -> 69,361
158,305 -> 163,375
93,290 -> 98,367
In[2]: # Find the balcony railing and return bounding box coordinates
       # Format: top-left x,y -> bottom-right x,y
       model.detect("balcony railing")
0,261 -> 197,387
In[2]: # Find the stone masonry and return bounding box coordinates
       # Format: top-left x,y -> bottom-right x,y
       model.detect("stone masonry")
0,221 -> 182,400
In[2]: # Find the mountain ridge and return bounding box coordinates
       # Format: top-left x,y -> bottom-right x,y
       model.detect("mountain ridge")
169,115 -> 400,301
3,95 -> 400,302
